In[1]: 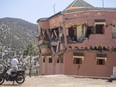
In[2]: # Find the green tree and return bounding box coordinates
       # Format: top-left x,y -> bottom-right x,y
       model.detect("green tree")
23,43 -> 38,77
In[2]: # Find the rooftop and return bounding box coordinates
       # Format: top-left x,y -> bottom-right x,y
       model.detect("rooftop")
37,0 -> 116,21
64,0 -> 94,11
63,0 -> 116,13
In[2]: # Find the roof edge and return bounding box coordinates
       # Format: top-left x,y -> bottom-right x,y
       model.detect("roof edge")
37,12 -> 62,23
37,18 -> 48,23
48,12 -> 62,19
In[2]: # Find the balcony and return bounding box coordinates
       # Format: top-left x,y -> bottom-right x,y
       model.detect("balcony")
68,33 -> 116,50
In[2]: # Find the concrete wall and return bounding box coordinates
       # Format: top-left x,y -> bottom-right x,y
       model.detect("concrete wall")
39,56 -> 64,75
39,51 -> 116,77
64,11 -> 116,27
56,63 -> 64,74
63,51 -> 116,77
38,20 -> 49,30
63,51 -> 74,75
49,15 -> 63,29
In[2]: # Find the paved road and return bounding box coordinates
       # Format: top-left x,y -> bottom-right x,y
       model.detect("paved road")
1,75 -> 116,87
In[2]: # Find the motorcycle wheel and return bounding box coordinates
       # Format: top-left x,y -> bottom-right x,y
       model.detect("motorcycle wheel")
16,75 -> 25,84
0,76 -> 4,85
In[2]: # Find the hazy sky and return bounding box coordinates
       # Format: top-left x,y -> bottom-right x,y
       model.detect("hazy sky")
0,0 -> 116,24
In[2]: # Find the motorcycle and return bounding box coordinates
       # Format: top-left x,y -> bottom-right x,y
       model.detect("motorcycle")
0,65 -> 25,85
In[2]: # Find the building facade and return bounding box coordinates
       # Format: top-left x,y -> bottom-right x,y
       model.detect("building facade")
37,0 -> 116,77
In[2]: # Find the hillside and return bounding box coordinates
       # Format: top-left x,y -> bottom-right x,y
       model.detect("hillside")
0,17 -> 38,56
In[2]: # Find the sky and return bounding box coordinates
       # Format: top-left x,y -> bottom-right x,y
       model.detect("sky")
0,0 -> 116,24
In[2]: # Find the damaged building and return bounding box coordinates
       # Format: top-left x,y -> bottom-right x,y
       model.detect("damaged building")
37,0 -> 116,77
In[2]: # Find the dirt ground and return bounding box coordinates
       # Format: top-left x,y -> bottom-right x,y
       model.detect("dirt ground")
1,75 -> 116,87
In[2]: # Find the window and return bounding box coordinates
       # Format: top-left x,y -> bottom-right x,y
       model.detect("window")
86,26 -> 94,38
95,24 -> 104,34
96,54 -> 107,65
52,46 -> 57,52
73,52 -> 84,64
67,26 -> 77,42
97,59 -> 105,65
49,58 -> 52,63
73,58 -> 82,64
94,19 -> 106,34
57,59 -> 59,63
43,58 -> 45,63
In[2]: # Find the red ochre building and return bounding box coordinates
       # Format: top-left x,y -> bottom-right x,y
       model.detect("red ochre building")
37,0 -> 116,77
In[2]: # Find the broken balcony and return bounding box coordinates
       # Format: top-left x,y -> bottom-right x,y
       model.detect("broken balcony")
66,23 -> 116,50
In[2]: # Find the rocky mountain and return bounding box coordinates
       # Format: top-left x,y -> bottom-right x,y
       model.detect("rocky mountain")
0,17 -> 38,54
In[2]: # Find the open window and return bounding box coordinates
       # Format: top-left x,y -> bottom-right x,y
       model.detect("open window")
94,19 -> 106,34
97,59 -> 105,65
67,26 -> 77,42
45,56 -> 52,63
85,26 -> 94,38
57,59 -> 59,63
73,58 -> 82,64
96,54 -> 107,65
56,57 -> 63,64
95,24 -> 104,34
49,58 -> 52,63
52,45 -> 57,52
73,52 -> 84,64
43,57 -> 45,63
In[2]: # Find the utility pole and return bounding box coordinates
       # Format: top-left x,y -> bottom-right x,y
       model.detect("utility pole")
53,4 -> 56,14
102,0 -> 104,8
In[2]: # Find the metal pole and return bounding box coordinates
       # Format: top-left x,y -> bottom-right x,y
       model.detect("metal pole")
102,0 -> 104,8
53,4 -> 56,14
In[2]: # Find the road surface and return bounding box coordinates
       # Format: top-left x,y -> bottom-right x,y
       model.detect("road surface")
1,75 -> 116,87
